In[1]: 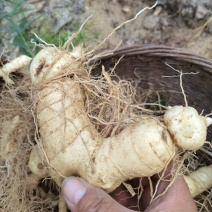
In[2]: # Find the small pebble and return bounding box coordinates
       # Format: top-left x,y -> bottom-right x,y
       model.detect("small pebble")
122,5 -> 130,13
143,15 -> 159,30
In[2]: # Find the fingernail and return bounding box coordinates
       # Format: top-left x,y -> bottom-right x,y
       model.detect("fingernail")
62,177 -> 86,205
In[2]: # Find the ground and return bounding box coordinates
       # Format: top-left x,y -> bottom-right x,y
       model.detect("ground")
85,0 -> 212,57
0,0 -> 212,58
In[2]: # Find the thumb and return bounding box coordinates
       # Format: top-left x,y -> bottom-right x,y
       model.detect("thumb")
62,177 -> 135,212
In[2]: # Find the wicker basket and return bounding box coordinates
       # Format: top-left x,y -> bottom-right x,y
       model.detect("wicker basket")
93,45 -> 212,141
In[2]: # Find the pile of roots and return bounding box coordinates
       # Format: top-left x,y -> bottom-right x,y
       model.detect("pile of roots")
0,50 -> 211,212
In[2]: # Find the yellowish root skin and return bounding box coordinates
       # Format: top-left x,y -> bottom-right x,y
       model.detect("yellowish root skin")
30,79 -> 176,192
0,55 -> 31,85
58,195 -> 67,212
164,106 -> 209,151
184,165 -> 212,198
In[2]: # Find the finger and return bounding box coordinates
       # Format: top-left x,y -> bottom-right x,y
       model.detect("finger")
144,176 -> 197,212
110,177 -> 157,210
152,161 -> 174,182
62,177 -> 136,212
141,161 -> 176,205
110,181 -> 140,210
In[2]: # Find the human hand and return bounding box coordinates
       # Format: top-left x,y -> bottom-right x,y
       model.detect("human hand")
62,175 -> 197,212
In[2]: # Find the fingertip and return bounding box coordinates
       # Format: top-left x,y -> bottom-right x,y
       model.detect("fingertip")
62,177 -> 87,206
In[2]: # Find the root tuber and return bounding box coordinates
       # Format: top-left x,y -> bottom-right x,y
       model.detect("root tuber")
28,45 -> 211,194
0,55 -> 31,85
29,46 -> 176,192
184,165 -> 212,197
164,106 -> 210,151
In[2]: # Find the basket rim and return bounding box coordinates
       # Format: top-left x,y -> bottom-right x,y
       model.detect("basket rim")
97,45 -> 212,73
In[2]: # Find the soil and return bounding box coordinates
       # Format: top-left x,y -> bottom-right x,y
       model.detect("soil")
0,0 -> 212,58
85,0 -> 212,56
